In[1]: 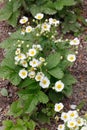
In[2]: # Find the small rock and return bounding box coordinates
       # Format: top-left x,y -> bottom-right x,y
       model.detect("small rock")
0,126 -> 4,130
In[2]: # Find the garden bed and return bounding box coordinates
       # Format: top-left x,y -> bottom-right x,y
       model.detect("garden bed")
0,0 -> 87,130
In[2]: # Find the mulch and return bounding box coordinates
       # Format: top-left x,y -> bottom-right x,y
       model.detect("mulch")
0,0 -> 87,129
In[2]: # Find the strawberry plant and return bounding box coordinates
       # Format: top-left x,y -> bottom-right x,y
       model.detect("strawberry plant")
0,14 -> 79,129
0,0 -> 86,34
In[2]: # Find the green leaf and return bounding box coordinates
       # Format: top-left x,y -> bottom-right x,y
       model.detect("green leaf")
37,91 -> 49,104
54,0 -> 76,10
27,120 -> 36,130
0,0 -> 21,24
18,78 -> 36,88
48,66 -> 64,79
46,52 -> 61,69
23,94 -> 38,113
12,0 -> 21,12
0,66 -> 10,79
48,89 -> 64,103
0,38 -> 17,49
3,120 -> 13,129
62,74 -> 77,85
0,88 -> 8,97
22,91 -> 48,113
18,84 -> 40,94
37,112 -> 50,123
9,71 -> 21,86
30,4 -> 42,16
1,56 -> 15,70
10,101 -> 23,117
8,11 -> 20,27
54,1 -> 64,10
0,5 -> 12,21
63,85 -> 72,97
61,0 -> 76,6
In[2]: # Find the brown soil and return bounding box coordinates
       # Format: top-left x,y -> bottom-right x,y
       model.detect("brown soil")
0,0 -> 87,129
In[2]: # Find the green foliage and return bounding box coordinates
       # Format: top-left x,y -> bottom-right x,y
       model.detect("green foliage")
3,119 -> 36,130
48,90 -> 64,103
20,91 -> 49,113
0,0 -> 21,26
0,0 -> 85,34
10,101 -> 23,117
0,16 -> 78,129
46,52 -> 61,69
48,66 -> 64,79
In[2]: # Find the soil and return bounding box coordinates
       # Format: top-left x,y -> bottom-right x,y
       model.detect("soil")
0,0 -> 87,130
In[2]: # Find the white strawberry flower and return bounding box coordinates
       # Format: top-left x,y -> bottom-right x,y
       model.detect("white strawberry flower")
20,60 -> 28,68
61,112 -> 70,122
57,124 -> 65,130
54,103 -> 64,112
67,120 -> 76,128
35,72 -> 44,81
35,13 -> 44,20
28,48 -> 37,57
54,80 -> 64,92
19,69 -> 28,79
81,126 -> 87,130
49,18 -> 60,26
15,53 -> 26,61
76,117 -> 84,126
39,77 -> 50,88
32,44 -> 42,51
68,110 -> 78,119
26,26 -> 33,33
42,23 -> 51,32
29,58 -> 39,67
67,54 -> 76,62
28,71 -> 35,79
36,44 -> 42,51
39,57 -> 45,62
15,48 -> 21,55
70,38 -> 80,45
19,16 -> 28,24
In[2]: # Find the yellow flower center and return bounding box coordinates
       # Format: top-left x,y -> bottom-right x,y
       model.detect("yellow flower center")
43,25 -> 48,29
53,19 -> 57,22
70,113 -> 75,117
59,125 -> 63,129
27,28 -> 32,32
18,55 -> 22,59
70,56 -> 74,61
31,51 -> 35,55
22,19 -> 26,23
37,75 -> 41,80
70,122 -> 74,127
37,15 -> 42,19
77,120 -> 81,124
23,61 -> 26,65
64,115 -> 67,119
73,40 -> 77,43
57,84 -> 62,89
42,80 -> 47,85
22,72 -> 26,76
33,61 -> 36,64
57,105 -> 61,110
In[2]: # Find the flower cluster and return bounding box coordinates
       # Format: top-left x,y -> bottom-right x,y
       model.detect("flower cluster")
56,107 -> 87,130
16,13 -> 80,93
19,13 -> 60,36
14,43 -> 51,89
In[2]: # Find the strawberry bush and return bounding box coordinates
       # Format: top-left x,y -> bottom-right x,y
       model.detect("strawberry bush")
0,0 -> 87,130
